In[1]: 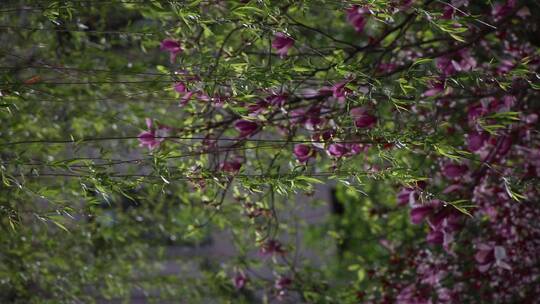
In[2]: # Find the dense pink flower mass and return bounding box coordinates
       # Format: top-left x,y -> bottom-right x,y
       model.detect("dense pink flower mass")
346,6 -> 370,33
139,2 -> 540,303
272,33 -> 294,58
160,38 -> 182,63
138,118 -> 170,150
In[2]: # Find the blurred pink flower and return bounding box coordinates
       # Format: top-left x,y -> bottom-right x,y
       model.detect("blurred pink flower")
272,33 -> 294,58
351,107 -> 377,128
293,144 -> 316,163
233,272 -> 248,289
138,118 -> 170,150
347,6 -> 370,33
160,38 -> 182,63
234,120 -> 258,137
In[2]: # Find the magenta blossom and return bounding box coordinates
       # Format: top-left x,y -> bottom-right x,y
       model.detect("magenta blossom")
311,130 -> 334,149
293,144 -> 316,163
467,131 -> 488,152
410,200 -> 441,224
441,0 -> 468,19
397,187 -> 418,206
475,243 -> 511,272
160,38 -> 182,63
442,163 -> 468,179
350,107 -> 377,128
274,276 -> 292,290
346,6 -> 370,33
173,80 -> 211,107
492,0 -> 516,20
220,158 -> 243,174
174,82 -> 186,93
327,143 -> 364,158
233,272 -> 248,289
259,239 -> 286,256
467,102 -> 488,125
272,33 -> 294,58
436,49 -> 476,76
138,118 -> 170,150
422,79 -> 445,97
410,205 -> 435,225
289,107 -> 324,130
247,100 -> 269,116
266,93 -> 287,107
377,62 -> 397,73
179,91 -> 195,106
234,120 -> 258,137
332,81 -> 351,103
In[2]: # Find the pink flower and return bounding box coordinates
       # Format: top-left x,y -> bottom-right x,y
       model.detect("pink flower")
441,0 -> 469,19
220,158 -> 243,174
467,131 -> 488,151
179,91 -> 195,106
312,130 -> 334,149
442,163 -> 468,179
426,229 -> 444,244
422,80 -> 445,97
442,4 -> 456,19
410,200 -> 442,225
327,143 -> 364,158
377,62 -> 397,73
332,81 -> 351,103
247,100 -> 269,116
174,82 -> 186,93
397,187 -> 417,206
346,6 -> 370,33
467,103 -> 488,125
274,276 -> 292,290
410,204 -> 436,224
266,93 -> 287,107
350,107 -> 377,128
259,239 -> 286,256
492,0 -> 516,20
497,59 -> 515,74
475,243 -> 511,272
289,107 -> 323,130
293,144 -> 315,163
234,120 -> 258,137
233,272 -> 248,289
160,38 -> 182,63
436,49 -> 476,76
327,143 -> 349,158
138,118 -> 170,150
272,33 -> 294,58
